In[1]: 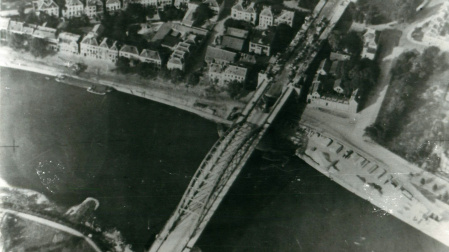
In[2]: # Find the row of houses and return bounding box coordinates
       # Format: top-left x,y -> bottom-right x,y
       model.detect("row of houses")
205,26 -> 251,87
32,0 -> 190,19
231,1 -> 295,29
0,18 -> 162,66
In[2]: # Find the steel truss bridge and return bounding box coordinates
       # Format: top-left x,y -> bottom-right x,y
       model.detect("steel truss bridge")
148,80 -> 295,252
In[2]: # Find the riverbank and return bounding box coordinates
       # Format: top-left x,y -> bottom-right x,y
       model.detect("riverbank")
294,125 -> 449,248
0,46 -> 235,126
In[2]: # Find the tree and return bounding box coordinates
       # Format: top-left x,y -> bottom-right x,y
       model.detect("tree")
187,72 -> 200,86
18,1 -> 27,21
38,12 -> 60,28
115,57 -> 131,73
137,62 -> 158,78
170,69 -> 184,83
227,80 -> 244,99
30,38 -> 51,57
160,6 -> 185,21
8,33 -> 26,49
192,3 -> 214,27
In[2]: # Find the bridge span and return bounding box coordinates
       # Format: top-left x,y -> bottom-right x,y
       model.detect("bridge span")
148,80 -> 295,252
149,0 -> 351,250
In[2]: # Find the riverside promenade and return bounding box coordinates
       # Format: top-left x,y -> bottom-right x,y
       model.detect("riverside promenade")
0,47 -> 234,126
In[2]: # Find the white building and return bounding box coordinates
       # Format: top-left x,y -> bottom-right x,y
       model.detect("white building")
258,6 -> 273,29
167,50 -> 186,71
63,0 -> 84,18
85,0 -> 102,18
140,49 -> 162,66
208,63 -> 247,86
258,6 -> 294,29
167,41 -> 192,71
231,1 -> 257,25
249,29 -> 275,56
132,0 -> 173,7
106,0 -> 121,13
99,38 -> 120,62
58,32 -> 81,54
33,0 -> 59,16
274,9 -> 294,27
361,28 -> 377,60
80,35 -> 101,58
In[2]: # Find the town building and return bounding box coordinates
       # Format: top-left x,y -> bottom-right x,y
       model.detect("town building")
140,49 -> 162,66
9,21 -> 24,34
0,17 -> 10,42
249,29 -> 275,56
132,0 -> 173,7
167,50 -> 186,70
239,53 -> 256,64
221,35 -> 245,52
307,53 -> 358,113
119,44 -> 140,60
33,0 -> 59,16
106,0 -> 121,13
231,1 -> 257,25
33,26 -> 58,50
226,27 -> 249,39
205,46 -> 237,65
209,63 -> 247,86
58,32 -> 81,54
63,0 -> 84,18
258,6 -> 273,29
274,9 -> 295,27
167,41 -> 193,71
258,6 -> 294,29
85,0 -> 102,18
22,25 -> 36,38
361,28 -> 377,60
99,37 -> 120,62
80,35 -> 100,58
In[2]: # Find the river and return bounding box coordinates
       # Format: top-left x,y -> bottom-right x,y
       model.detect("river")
0,68 -> 447,252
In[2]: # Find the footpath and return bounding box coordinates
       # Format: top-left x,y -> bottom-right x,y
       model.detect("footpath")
0,46 -> 238,125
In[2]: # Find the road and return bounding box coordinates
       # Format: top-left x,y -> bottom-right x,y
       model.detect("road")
0,208 -> 102,252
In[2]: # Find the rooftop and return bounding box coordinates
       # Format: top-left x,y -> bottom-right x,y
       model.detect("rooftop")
224,65 -> 247,77
33,26 -> 57,40
65,0 -> 83,6
260,6 -> 273,17
226,27 -> 249,39
9,20 -> 23,33
99,37 -> 115,48
59,32 -> 81,43
120,44 -> 139,55
250,28 -> 276,46
205,46 -> 237,63
140,49 -> 161,61
80,35 -> 98,46
0,17 -> 9,30
222,35 -> 245,51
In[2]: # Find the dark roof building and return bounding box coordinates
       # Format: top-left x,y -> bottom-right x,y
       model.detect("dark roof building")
205,46 -> 237,64
226,27 -> 249,39
221,35 -> 245,51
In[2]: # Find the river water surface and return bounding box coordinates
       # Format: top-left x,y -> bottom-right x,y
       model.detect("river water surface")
0,68 -> 447,252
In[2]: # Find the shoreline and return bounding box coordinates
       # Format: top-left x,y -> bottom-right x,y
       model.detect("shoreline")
295,125 -> 449,248
0,58 -> 233,126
